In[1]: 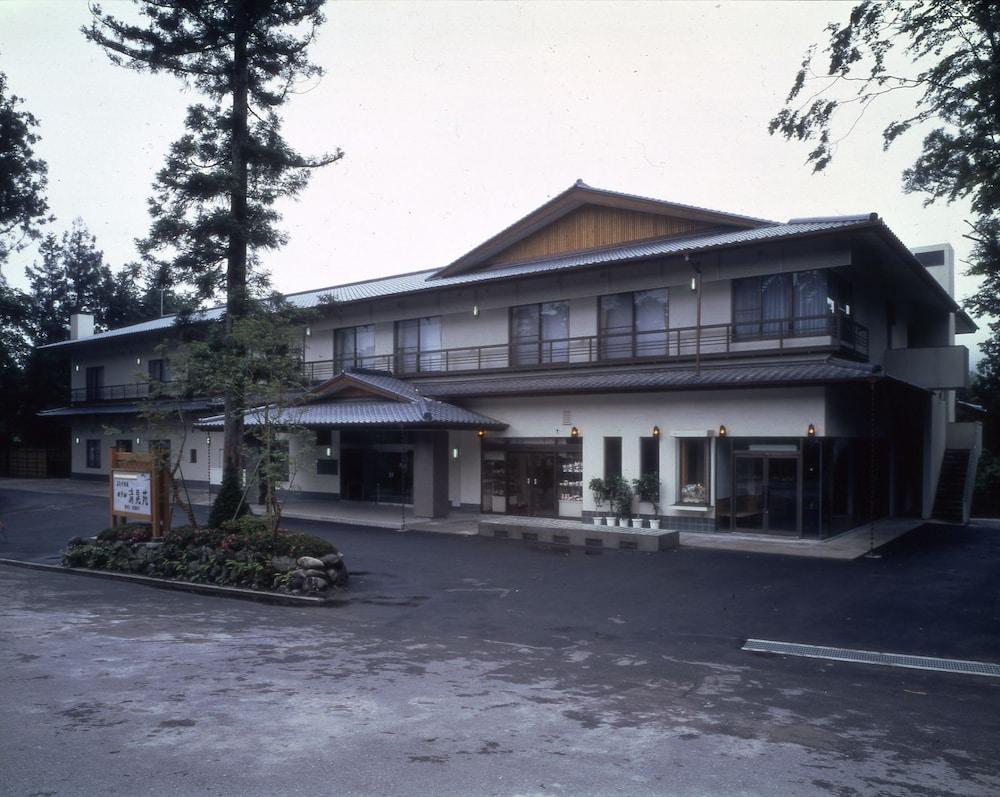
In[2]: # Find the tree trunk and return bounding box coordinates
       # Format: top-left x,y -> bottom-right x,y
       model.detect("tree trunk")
221,1 -> 251,494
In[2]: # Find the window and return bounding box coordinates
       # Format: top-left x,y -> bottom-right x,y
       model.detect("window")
85,439 -> 101,469
115,439 -> 133,453
85,366 -> 104,401
733,270 -> 853,339
604,437 -> 622,481
147,358 -> 167,383
190,448 -> 197,464
334,324 -> 376,371
640,436 -> 660,480
599,289 -> 668,359
396,316 -> 442,372
510,301 -> 569,365
678,438 -> 709,505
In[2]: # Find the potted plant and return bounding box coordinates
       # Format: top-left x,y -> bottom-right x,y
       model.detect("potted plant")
632,472 -> 661,529
588,477 -> 610,524
609,476 -> 634,528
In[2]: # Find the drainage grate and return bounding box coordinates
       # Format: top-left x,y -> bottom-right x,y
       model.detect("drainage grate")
742,639 -> 1000,678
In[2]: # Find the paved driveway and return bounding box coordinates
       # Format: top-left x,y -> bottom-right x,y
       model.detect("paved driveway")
1,486 -> 999,796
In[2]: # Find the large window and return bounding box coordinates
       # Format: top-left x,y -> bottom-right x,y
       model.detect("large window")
677,438 -> 709,505
334,324 -> 376,371
510,301 -> 569,366
604,437 -> 622,481
396,316 -> 443,372
147,358 -> 167,383
599,288 -> 668,359
733,270 -> 853,339
85,366 -> 104,401
640,436 -> 660,480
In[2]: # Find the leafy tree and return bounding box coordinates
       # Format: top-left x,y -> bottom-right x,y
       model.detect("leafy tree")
85,0 -> 343,520
0,68 -> 50,267
769,1 -> 1000,372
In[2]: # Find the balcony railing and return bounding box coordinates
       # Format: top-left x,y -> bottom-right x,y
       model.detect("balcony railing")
302,313 -> 868,383
70,380 -> 183,404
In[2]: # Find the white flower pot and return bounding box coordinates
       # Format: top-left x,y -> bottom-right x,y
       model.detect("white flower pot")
631,519 -> 644,529
618,518 -> 629,528
592,515 -> 603,525
649,519 -> 661,529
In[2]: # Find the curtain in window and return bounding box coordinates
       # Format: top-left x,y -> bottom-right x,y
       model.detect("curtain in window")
396,319 -> 420,372
355,325 -> 376,366
511,305 -> 540,365
760,274 -> 790,336
794,270 -> 827,333
599,293 -> 633,359
634,289 -> 668,357
540,301 -> 569,363
418,316 -> 442,371
733,278 -> 760,338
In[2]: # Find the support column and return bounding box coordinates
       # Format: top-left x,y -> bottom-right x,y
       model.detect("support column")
413,430 -> 450,518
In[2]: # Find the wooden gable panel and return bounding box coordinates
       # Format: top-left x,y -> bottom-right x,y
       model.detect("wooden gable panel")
483,205 -> 709,268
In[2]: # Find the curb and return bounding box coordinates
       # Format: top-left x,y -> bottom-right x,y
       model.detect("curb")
0,557 -> 345,607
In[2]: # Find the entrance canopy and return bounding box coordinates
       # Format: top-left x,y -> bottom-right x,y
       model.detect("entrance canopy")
194,370 -> 507,431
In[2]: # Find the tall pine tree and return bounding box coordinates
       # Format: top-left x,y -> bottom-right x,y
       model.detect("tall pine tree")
86,0 -> 342,518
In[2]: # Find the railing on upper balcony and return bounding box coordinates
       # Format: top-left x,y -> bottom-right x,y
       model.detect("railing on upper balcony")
301,312 -> 868,384
70,380 -> 183,404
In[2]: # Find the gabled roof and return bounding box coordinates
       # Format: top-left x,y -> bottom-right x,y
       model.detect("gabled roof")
305,370 -> 423,403
432,180 -> 774,279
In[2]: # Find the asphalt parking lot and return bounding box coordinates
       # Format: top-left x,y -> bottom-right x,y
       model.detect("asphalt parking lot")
1,485 -> 998,796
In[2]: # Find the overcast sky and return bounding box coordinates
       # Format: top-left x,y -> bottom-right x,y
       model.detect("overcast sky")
0,0 -> 987,361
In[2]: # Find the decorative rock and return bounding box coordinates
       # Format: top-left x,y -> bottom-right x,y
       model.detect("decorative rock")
304,576 -> 327,592
303,568 -> 329,581
320,553 -> 343,567
67,536 -> 85,548
297,556 -> 325,570
270,555 -> 296,573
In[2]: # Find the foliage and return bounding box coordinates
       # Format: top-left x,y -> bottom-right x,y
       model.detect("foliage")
632,472 -> 661,516
588,477 -> 610,513
64,519 -> 340,593
208,467 -> 251,529
769,1 -> 1000,375
608,476 -> 634,521
86,0 -> 344,509
0,69 -> 50,265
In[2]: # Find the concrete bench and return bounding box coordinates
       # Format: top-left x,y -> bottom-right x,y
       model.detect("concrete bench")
478,520 -> 678,552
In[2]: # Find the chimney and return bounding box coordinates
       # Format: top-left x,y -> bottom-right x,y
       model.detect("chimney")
69,313 -> 95,340
911,243 -> 955,298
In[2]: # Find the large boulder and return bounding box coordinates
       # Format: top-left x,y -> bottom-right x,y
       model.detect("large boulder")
297,556 -> 325,570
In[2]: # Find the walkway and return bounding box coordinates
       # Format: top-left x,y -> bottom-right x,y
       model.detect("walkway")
0,477 -> 928,558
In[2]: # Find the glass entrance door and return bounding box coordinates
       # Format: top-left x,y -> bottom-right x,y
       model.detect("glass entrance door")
505,452 -> 556,517
733,453 -> 800,534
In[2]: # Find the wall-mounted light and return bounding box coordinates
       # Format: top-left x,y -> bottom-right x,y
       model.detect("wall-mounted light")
718,424 -> 727,438
452,447 -> 460,459
477,430 -> 485,439
652,425 -> 660,438
690,275 -> 698,291
472,305 -> 480,317
570,426 -> 579,438
74,437 -> 80,445
136,437 -> 141,445
74,364 -> 80,372
807,423 -> 816,438
326,447 -> 332,457
305,326 -> 312,337
136,357 -> 142,365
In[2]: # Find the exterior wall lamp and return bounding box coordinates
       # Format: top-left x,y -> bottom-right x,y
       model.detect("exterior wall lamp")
570,426 -> 579,438
718,424 -> 727,438
473,305 -> 480,317
305,326 -> 312,337
807,423 -> 816,438
477,430 -> 485,439
74,437 -> 80,445
136,357 -> 142,365
652,425 -> 660,438
75,364 -> 80,372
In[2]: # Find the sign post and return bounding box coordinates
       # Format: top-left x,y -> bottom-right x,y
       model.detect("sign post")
110,449 -> 172,538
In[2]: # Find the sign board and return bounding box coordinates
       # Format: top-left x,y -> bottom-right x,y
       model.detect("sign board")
109,449 -> 171,538
112,472 -> 152,516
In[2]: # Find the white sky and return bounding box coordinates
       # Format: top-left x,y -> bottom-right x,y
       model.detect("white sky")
0,0 -> 987,363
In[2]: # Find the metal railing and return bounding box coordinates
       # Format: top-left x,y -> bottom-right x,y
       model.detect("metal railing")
300,312 -> 868,384
70,380 -> 185,404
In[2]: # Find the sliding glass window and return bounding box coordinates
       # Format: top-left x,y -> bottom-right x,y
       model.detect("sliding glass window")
510,301 -> 569,366
733,270 -> 851,339
396,316 -> 443,372
334,324 -> 376,371
599,288 -> 668,359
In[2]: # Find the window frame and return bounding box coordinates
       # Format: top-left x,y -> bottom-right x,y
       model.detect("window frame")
732,269 -> 852,341
395,316 -> 443,372
676,438 -> 710,506
603,437 -> 622,481
509,301 -> 570,366
598,288 -> 669,360
85,439 -> 101,469
334,323 -> 376,371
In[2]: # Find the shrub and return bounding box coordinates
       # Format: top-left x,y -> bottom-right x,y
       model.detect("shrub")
207,468 -> 251,529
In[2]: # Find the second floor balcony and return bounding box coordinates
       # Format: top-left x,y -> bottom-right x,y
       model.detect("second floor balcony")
304,312 -> 869,383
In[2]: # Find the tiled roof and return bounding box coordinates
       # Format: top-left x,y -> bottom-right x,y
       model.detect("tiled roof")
40,217 -> 878,350
194,398 -> 505,430
37,399 -> 219,417
412,357 -> 890,398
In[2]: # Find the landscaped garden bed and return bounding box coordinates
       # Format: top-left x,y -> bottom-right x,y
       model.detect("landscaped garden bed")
62,517 -> 348,596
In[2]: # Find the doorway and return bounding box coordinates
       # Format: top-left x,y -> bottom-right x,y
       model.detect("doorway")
505,452 -> 556,517
732,452 -> 800,534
